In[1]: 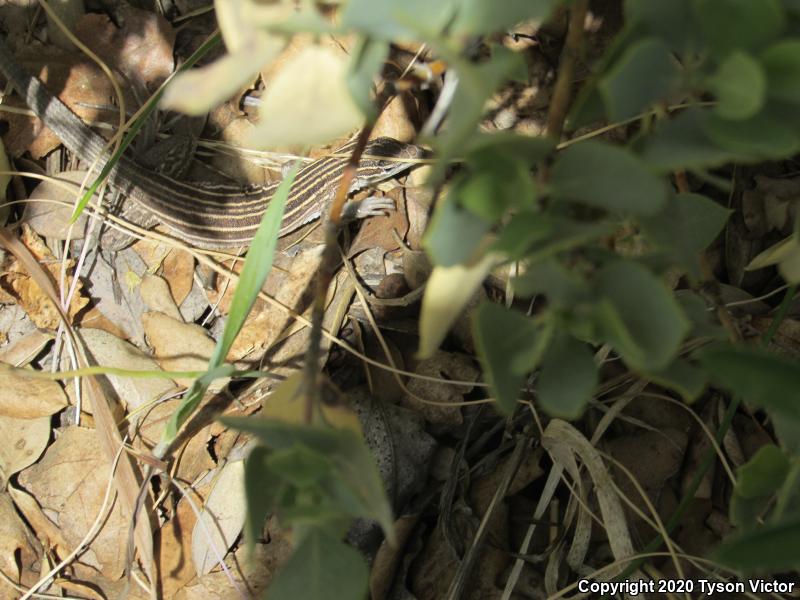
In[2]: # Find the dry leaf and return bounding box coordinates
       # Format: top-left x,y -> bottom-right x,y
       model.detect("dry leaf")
403,352 -> 479,427
0,362 -> 67,419
192,459 -> 247,576
18,426 -> 130,579
156,488 -> 203,597
0,224 -> 89,329
142,311 -> 219,389
24,170 -> 96,240
132,239 -> 196,307
0,491 -> 41,590
140,274 -> 183,321
0,329 -> 53,366
79,328 -> 177,412
75,6 -> 175,88
0,413 -> 51,478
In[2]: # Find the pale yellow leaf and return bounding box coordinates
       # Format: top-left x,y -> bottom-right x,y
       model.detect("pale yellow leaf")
161,35 -> 284,116
746,235 -> 796,270
417,253 -> 499,359
250,44 -> 363,147
215,0 -> 294,53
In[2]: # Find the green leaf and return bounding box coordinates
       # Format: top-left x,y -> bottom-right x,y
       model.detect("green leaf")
645,358 -> 708,402
552,141 -> 669,216
492,214 -> 613,262
455,156 -> 535,222
676,290 -> 728,340
451,0 -> 557,35
435,48 -> 527,165
461,133 -> 555,164
599,37 -> 680,122
639,193 -> 731,278
694,0 -> 785,54
761,39 -> 800,103
702,110 -> 800,160
708,51 -> 766,120
267,529 -> 368,600
537,334 -> 597,419
595,261 -> 690,371
730,491 -> 773,529
512,258 -> 589,305
491,212 -> 553,259
625,0 -> 697,51
696,343 -> 800,422
243,446 -> 278,549
736,444 -> 790,499
473,302 -> 543,414
714,517 -> 800,571
340,0 -> 456,40
641,109 -> 737,171
346,38 -> 389,120
424,194 -> 490,267
266,445 -> 333,488
222,419 -> 394,542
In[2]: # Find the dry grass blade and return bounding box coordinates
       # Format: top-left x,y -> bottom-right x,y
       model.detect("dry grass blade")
0,227 -> 155,592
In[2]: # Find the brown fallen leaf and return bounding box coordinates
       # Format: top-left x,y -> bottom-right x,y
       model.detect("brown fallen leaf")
192,459 -> 247,576
132,238 -> 196,307
0,362 -> 68,419
18,426 -> 130,579
140,274 -> 183,321
177,537 -> 293,600
75,5 -> 175,90
0,329 -> 53,366
0,413 -> 51,477
155,487 -> 204,598
142,311 -> 219,389
0,491 -> 41,592
78,328 -> 177,413
403,351 -> 479,428
2,52 -> 115,158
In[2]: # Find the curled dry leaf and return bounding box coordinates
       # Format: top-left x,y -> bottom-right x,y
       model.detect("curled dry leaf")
0,224 -> 88,329
0,362 -> 67,419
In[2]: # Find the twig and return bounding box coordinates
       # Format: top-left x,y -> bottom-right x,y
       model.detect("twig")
545,0 -> 589,140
